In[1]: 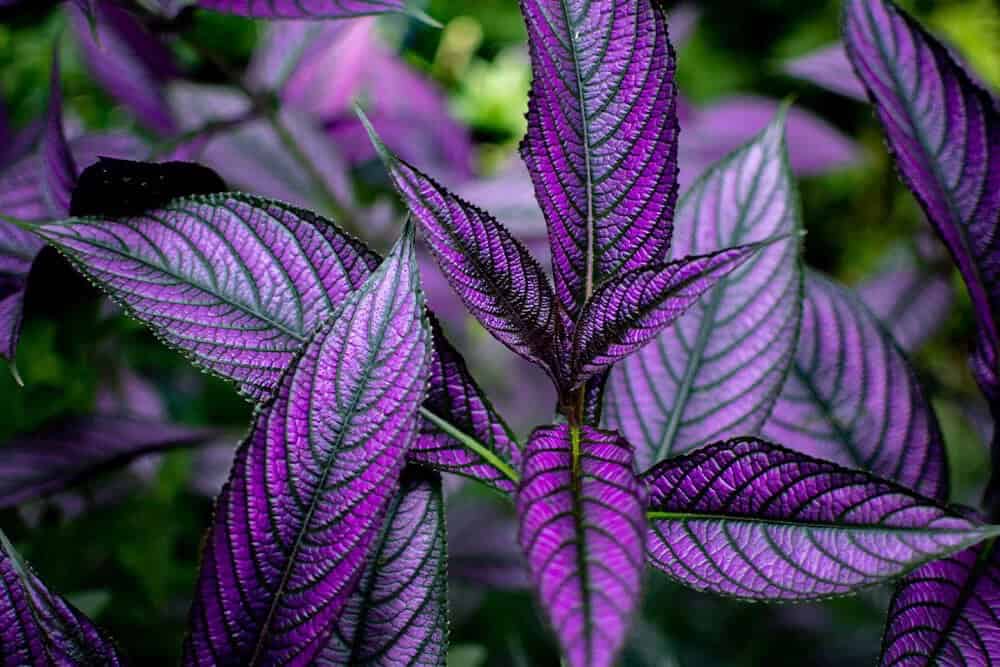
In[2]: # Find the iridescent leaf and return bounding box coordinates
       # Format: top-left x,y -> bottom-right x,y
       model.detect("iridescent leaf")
762,271 -> 948,499
645,438 -> 998,601
517,425 -> 645,667
321,468 -> 448,666
519,0 -> 679,315
843,0 -> 1000,398
606,110 -> 803,470
880,541 -> 1000,665
0,532 -> 124,665
195,0 -> 410,19
0,416 -> 214,509
184,226 -> 432,665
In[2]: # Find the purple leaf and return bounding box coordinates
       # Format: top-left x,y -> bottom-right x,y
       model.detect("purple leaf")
449,498 -> 528,590
783,43 -> 868,101
517,425 -> 646,667
0,416 -> 213,509
880,541 -> 1000,665
571,244 -> 760,385
606,110 -> 804,470
762,270 -> 948,499
39,193 -> 379,402
0,223 -> 43,363
843,0 -> 1000,399
644,438 -> 998,601
70,0 -> 178,134
411,315 -> 522,494
321,468 -> 448,666
365,117 -> 564,385
519,0 -> 680,316
184,225 -> 432,665
678,96 -> 860,191
0,532 -> 124,665
40,53 -> 77,219
195,0 -> 408,19
857,241 -> 954,352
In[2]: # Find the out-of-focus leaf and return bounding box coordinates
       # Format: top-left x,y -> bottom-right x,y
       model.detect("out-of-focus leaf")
763,270 -> 949,499
645,438 -> 999,600
448,497 -> 527,590
40,52 -> 76,218
517,424 -> 646,667
783,43 -> 867,101
195,0 -> 409,18
606,110 -> 803,470
184,226 -> 432,665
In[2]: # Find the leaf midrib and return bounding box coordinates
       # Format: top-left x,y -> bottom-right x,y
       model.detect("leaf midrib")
646,510 -> 997,536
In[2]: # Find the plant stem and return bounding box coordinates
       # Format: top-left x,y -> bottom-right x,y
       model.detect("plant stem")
419,407 -> 521,485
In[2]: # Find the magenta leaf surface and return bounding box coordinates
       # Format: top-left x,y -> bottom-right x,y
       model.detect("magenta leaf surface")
519,0 -> 680,315
184,226 -> 431,665
843,0 -> 1000,399
0,532 -> 124,665
366,118 -> 564,385
517,425 -> 646,667
645,438 -> 998,601
571,244 -> 760,386
606,111 -> 804,470
762,271 -> 948,499
321,468 -> 448,666
783,43 -> 867,101
880,541 -> 1000,665
0,416 -> 214,509
195,0 -> 409,19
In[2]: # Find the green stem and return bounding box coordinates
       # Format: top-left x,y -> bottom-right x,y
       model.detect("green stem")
419,407 -> 520,484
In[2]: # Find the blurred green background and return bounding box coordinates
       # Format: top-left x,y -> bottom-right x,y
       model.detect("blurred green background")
1,1 -> 998,664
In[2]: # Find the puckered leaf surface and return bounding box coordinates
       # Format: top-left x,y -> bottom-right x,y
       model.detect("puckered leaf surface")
0,416 -> 215,509
517,425 -> 646,667
879,540 -> 1000,666
519,0 -> 680,315
606,111 -> 803,471
763,271 -> 948,499
183,226 -> 431,665
320,467 -> 448,666
0,532 -> 124,665
843,0 -> 1000,399
644,438 -> 998,601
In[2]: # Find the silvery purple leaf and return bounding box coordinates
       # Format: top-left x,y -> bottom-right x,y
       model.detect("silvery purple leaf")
70,0 -> 178,134
0,532 -> 124,666
412,316 -> 521,494
40,53 -> 77,219
184,226 -> 431,665
880,542 -> 1000,665
519,0 -> 679,315
606,110 -> 803,471
0,416 -> 213,509
843,0 -> 1000,399
39,193 -> 378,402
783,43 -> 867,101
762,271 -> 948,499
644,438 -> 998,601
857,242 -> 954,352
571,244 -> 760,386
517,425 -> 646,667
320,468 -> 448,666
195,0 -> 408,19
365,117 -> 564,385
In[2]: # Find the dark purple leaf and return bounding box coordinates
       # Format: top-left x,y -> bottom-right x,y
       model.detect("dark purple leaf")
365,116 -> 564,385
857,241 -> 954,352
0,532 -> 124,665
184,226 -> 431,665
843,0 -> 1000,399
763,270 -> 948,499
517,425 -> 646,667
783,43 -> 868,101
572,244 -> 760,385
70,0 -> 178,134
321,468 -> 448,666
40,53 -> 77,219
195,0 -> 408,19
606,111 -> 803,470
645,438 -> 997,600
0,223 -> 43,363
0,416 -> 213,509
880,541 -> 1000,665
449,498 -> 528,590
519,0 -> 679,316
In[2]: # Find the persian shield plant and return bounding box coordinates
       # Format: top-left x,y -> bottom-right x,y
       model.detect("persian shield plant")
0,0 -> 999,665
